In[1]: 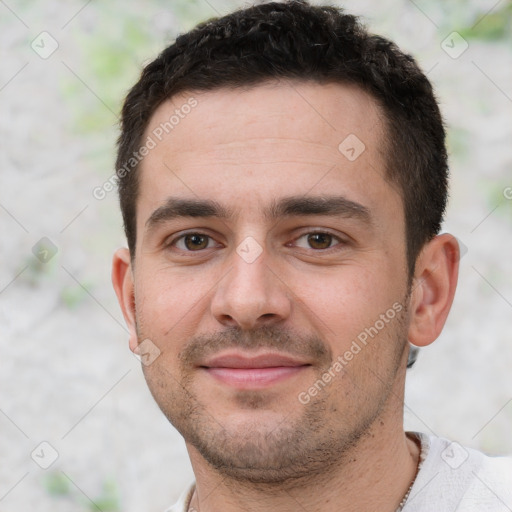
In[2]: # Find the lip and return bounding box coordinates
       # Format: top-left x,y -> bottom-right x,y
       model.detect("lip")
200,352 -> 311,389
201,352 -> 310,369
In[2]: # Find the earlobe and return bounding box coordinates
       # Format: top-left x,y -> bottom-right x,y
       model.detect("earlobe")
407,234 -> 459,348
112,248 -> 138,352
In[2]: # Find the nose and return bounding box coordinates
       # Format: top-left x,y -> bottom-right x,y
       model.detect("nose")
210,243 -> 292,330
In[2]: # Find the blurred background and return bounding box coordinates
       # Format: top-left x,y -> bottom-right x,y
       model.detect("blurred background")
0,0 -> 511,510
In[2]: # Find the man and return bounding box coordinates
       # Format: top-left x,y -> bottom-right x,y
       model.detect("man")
111,1 -> 512,510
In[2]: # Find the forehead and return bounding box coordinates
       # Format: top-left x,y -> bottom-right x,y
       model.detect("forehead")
145,80 -> 385,155
137,81 -> 397,227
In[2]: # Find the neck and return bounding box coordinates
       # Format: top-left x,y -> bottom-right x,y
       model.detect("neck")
186,406 -> 420,512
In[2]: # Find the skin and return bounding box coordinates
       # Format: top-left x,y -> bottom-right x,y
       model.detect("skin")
112,81 -> 459,512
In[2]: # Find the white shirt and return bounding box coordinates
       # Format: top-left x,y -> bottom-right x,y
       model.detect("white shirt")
165,432 -> 512,512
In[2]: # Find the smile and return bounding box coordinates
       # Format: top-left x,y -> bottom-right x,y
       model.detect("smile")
200,352 -> 311,389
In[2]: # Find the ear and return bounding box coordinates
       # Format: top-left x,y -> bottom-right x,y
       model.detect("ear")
112,248 -> 138,352
408,233 -> 459,347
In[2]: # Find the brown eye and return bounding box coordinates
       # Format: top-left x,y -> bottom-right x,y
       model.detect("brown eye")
292,232 -> 342,251
307,233 -> 333,249
179,233 -> 211,251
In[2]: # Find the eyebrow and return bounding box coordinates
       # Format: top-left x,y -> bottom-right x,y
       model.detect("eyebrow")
267,195 -> 371,224
145,195 -> 372,231
145,198 -> 232,228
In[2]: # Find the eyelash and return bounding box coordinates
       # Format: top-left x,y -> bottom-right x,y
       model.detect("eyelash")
167,230 -> 345,253
291,231 -> 344,250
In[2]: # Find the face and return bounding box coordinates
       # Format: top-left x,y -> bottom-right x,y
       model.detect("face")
127,81 -> 413,482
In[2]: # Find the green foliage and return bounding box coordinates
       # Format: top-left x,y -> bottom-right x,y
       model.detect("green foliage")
86,479 -> 120,512
44,472 -> 70,496
446,127 -> 471,162
486,182 -> 512,218
458,3 -> 512,41
22,254 -> 58,287
43,472 -> 121,511
60,14 -> 152,135
60,283 -> 90,309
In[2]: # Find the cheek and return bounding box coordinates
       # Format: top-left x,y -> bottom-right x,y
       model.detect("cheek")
291,264 -> 403,349
134,267 -> 207,335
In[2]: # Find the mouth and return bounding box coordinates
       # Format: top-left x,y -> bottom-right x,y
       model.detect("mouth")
199,352 -> 312,389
